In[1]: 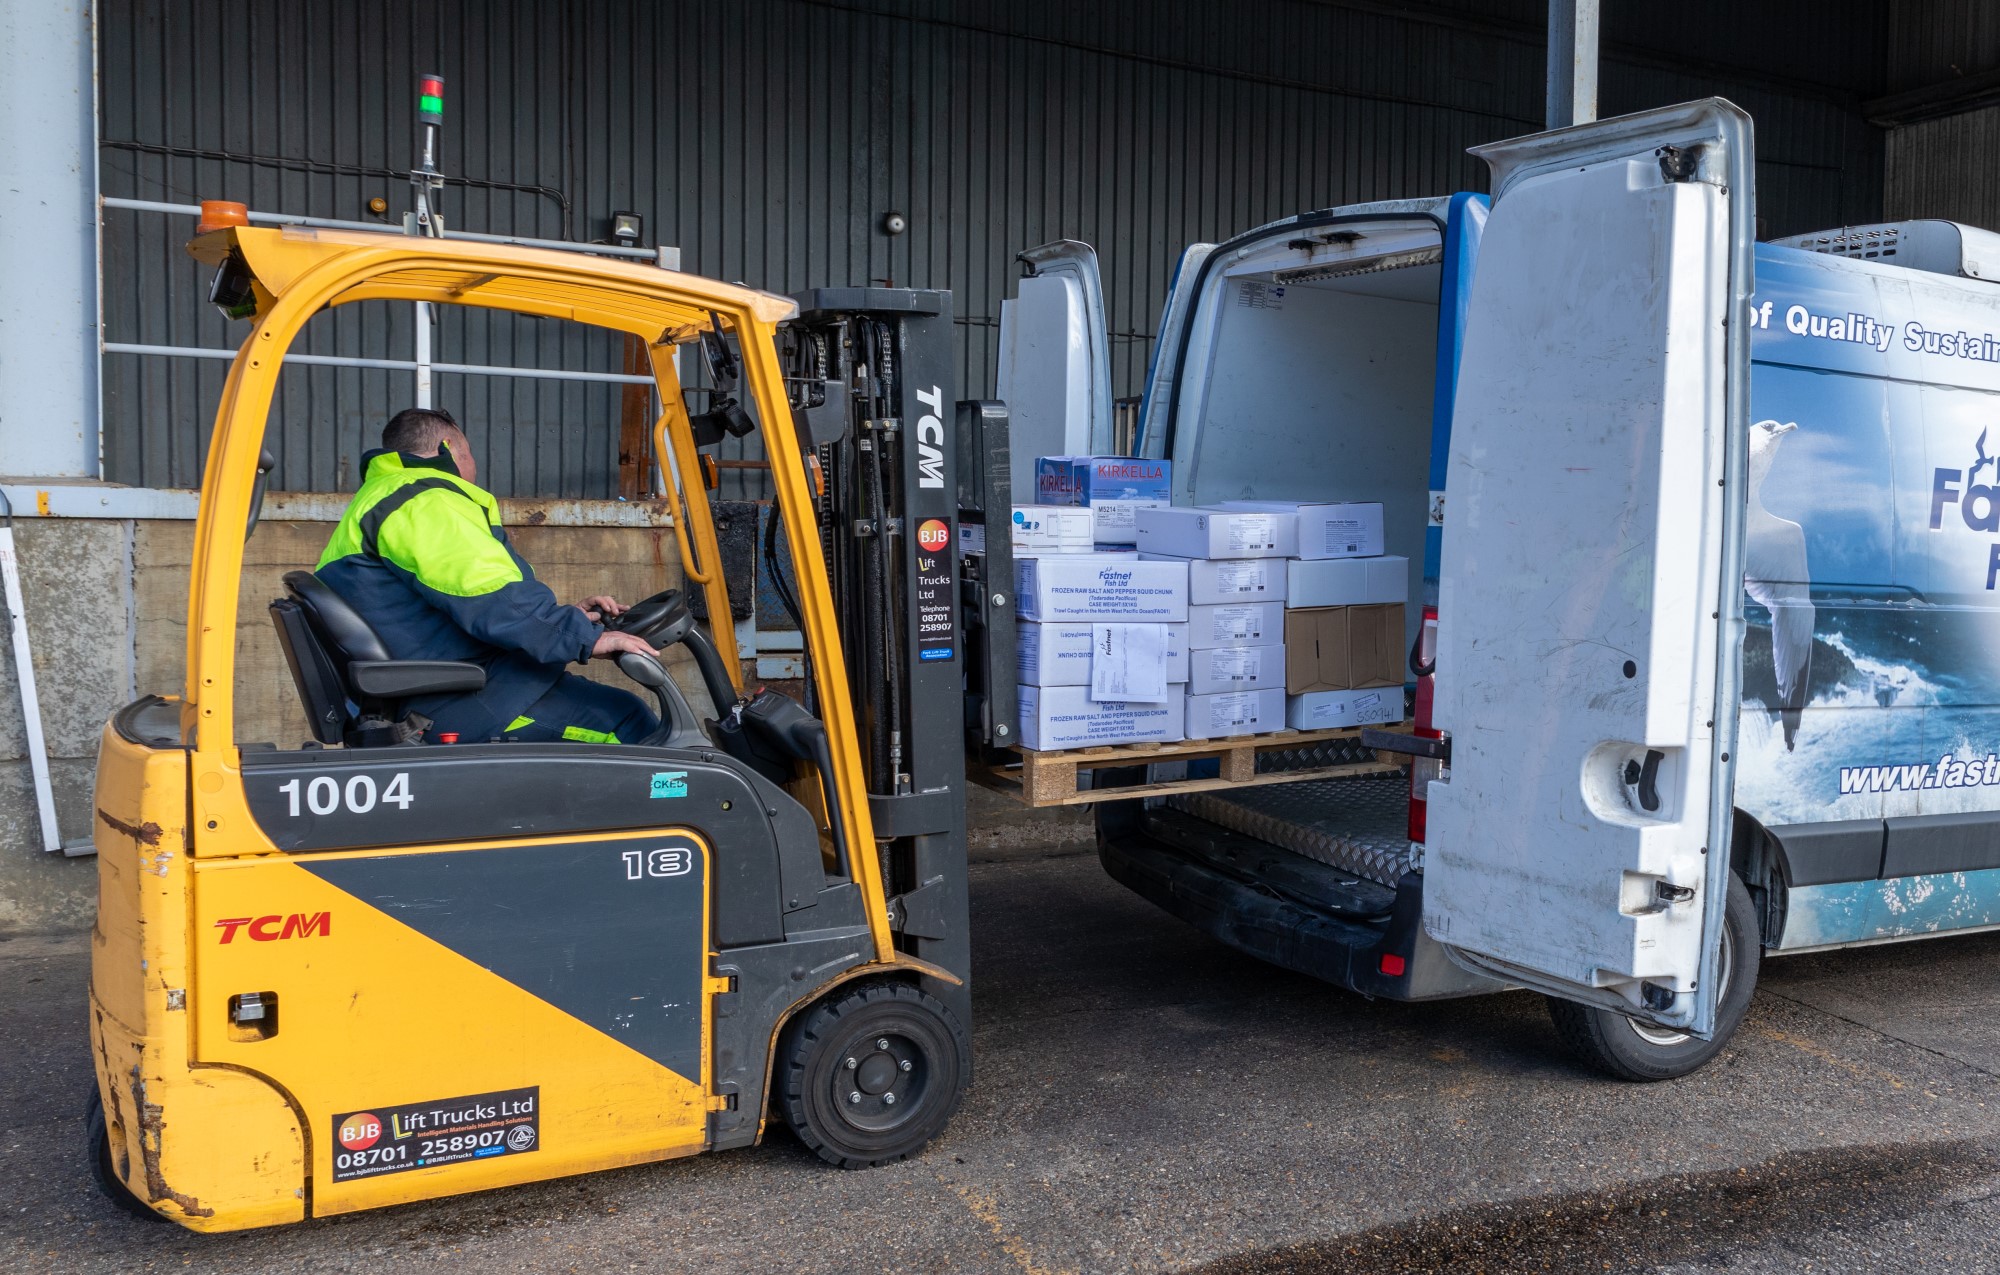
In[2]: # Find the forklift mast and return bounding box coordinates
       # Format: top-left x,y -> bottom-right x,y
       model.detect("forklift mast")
778,288 -> 997,1034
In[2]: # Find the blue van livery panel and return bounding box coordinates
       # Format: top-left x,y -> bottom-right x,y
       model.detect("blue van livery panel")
1738,244 -> 2000,859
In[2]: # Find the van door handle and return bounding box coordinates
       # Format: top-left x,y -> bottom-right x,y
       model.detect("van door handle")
1636,749 -> 1664,813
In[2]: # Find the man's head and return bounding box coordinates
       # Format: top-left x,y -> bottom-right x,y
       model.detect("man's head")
383,407 -> 476,484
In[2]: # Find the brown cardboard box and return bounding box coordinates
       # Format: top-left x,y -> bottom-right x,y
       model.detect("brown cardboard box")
1284,603 -> 1405,694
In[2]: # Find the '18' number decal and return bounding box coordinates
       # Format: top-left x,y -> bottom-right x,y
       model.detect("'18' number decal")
278,772 -> 414,818
623,847 -> 693,879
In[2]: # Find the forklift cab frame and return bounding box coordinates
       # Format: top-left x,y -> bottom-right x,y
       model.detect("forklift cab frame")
89,223 -> 968,1230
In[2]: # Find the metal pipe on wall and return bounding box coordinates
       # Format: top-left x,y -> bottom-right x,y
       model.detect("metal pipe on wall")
1546,0 -> 1600,130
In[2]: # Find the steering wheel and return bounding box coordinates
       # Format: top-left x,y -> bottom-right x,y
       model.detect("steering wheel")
606,588 -> 738,715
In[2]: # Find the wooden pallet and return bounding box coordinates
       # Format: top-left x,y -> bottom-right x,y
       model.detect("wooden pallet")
972,725 -> 1405,808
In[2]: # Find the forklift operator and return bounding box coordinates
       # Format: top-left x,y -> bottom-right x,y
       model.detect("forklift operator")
315,407 -> 661,745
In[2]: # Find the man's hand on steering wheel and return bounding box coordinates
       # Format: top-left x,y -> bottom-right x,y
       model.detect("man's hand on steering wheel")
576,594 -> 628,623
591,630 -> 656,660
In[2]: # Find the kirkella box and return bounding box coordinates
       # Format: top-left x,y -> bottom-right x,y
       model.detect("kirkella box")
1184,687 -> 1286,739
1015,554 -> 1189,622
1034,456 -> 1173,544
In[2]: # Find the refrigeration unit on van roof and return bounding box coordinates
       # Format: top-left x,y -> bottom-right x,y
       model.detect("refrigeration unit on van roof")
1772,220 -> 2000,284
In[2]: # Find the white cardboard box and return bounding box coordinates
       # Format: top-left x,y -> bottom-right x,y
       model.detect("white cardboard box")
1140,552 -> 1286,605
1019,684 -> 1187,750
1010,504 -> 1096,553
1184,687 -> 1286,739
1285,554 -> 1410,608
1016,554 -> 1189,622
1135,506 -> 1297,559
1186,601 -> 1285,648
1185,642 -> 1286,695
1016,621 -> 1190,687
1286,686 -> 1404,730
1218,500 -> 1384,559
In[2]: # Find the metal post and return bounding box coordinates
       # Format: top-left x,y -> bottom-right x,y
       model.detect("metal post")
408,73 -> 446,407
1545,0 -> 1600,130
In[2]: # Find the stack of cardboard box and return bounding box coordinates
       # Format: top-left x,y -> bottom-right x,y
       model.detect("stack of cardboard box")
1014,458 -> 1189,750
1135,506 -> 1295,739
1222,501 -> 1408,731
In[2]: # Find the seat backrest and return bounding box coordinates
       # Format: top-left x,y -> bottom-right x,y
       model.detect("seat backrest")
283,570 -> 393,666
269,595 -> 350,746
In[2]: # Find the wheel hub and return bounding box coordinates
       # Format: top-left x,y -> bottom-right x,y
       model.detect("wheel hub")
833,1032 -> 925,1128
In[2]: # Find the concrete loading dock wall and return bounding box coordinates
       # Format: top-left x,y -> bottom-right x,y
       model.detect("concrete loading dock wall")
0,504 -> 693,934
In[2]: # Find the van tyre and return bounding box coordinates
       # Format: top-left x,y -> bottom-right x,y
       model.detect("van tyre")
1546,872 -> 1761,1082
86,1090 -> 165,1222
777,981 -> 969,1169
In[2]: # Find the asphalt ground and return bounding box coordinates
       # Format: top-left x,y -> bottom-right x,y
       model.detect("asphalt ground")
6,846 -> 2000,1274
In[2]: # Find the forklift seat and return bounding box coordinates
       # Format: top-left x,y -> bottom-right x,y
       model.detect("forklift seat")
270,569 -> 486,747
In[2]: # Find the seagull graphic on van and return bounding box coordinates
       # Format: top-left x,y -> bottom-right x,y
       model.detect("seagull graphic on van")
1744,419 -> 1816,751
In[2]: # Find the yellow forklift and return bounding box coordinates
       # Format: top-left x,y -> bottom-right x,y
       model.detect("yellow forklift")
85,203 -> 1002,1229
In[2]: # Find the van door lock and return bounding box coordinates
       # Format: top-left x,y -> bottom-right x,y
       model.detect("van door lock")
1654,881 -> 1696,906
1621,749 -> 1665,812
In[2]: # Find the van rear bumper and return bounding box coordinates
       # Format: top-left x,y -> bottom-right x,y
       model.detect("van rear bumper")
1098,828 -> 1500,1002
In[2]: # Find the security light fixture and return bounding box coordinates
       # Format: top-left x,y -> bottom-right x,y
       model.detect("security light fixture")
611,211 -> 644,246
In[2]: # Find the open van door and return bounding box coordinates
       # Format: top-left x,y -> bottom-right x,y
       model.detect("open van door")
1135,243 -> 1216,461
1423,99 -> 1754,1036
996,241 -> 1115,494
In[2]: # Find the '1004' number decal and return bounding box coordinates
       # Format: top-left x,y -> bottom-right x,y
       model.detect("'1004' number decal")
277,772 -> 414,817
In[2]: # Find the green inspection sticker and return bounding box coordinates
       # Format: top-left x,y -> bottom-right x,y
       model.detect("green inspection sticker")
650,771 -> 688,798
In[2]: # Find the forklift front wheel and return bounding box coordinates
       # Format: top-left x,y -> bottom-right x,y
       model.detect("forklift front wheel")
1545,871 -> 1761,1082
86,1090 -> 166,1222
777,981 -> 969,1169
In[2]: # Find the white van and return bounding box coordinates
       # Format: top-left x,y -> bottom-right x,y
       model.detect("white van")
1008,97 -> 2000,1079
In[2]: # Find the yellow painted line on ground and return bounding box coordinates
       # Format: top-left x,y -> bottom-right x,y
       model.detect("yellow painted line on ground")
942,1178 -> 1077,1275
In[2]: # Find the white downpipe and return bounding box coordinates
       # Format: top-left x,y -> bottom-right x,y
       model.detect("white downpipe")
415,302 -> 434,408
0,516 -> 86,854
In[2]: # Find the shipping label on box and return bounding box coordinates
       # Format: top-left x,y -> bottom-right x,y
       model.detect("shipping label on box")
1017,621 -> 1189,686
1284,604 -> 1406,694
1016,554 -> 1189,622
1186,601 -> 1284,648
1186,642 -> 1286,695
1089,498 -> 1170,544
1019,683 -> 1186,750
1010,504 -> 1096,553
1135,506 -> 1297,559
1285,554 -> 1409,608
1185,687 -> 1286,739
1142,552 -> 1286,604
1220,500 -> 1385,559
1286,687 -> 1403,731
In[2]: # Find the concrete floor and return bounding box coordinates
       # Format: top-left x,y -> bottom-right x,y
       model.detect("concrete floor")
5,845 -> 2000,1274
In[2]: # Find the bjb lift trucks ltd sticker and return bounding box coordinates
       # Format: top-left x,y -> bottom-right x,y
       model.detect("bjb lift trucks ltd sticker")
331,1086 -> 540,1181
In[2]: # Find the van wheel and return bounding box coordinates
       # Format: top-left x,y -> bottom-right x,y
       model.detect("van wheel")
86,1090 -> 165,1222
777,982 -> 969,1169
1546,872 -> 1761,1082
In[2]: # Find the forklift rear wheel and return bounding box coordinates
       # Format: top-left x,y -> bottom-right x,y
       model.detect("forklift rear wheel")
86,1090 -> 165,1222
1545,872 -> 1761,1082
778,982 -> 969,1169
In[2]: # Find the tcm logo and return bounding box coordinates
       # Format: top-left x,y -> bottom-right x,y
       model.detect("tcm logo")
1929,427 -> 2000,589
915,384 -> 945,489
214,912 -> 332,944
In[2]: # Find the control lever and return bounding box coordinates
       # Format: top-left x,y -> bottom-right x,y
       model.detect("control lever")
246,449 -> 276,540
737,691 -> 854,879
615,650 -> 707,749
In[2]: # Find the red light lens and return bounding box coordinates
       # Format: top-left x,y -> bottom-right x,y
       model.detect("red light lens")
1380,953 -> 1407,977
420,77 -> 444,97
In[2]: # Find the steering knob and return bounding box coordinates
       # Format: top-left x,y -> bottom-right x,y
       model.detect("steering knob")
607,588 -> 691,649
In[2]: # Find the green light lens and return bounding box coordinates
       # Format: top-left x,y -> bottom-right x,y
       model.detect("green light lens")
419,94 -> 443,116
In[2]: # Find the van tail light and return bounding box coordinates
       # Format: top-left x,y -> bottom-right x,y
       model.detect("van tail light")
1408,605 -> 1442,844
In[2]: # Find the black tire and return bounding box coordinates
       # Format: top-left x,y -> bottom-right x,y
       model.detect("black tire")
777,981 -> 969,1169
1546,872 -> 1761,1082
86,1090 -> 166,1222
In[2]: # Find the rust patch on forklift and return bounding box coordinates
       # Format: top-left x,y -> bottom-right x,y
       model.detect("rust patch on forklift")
129,1067 -> 215,1218
97,809 -> 163,846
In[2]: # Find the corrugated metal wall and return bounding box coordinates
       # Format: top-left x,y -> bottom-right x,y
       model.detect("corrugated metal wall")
1882,0 -> 2000,229
99,0 -> 1891,500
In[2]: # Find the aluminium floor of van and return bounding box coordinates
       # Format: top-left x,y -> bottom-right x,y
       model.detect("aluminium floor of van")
1165,774 -> 1415,889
